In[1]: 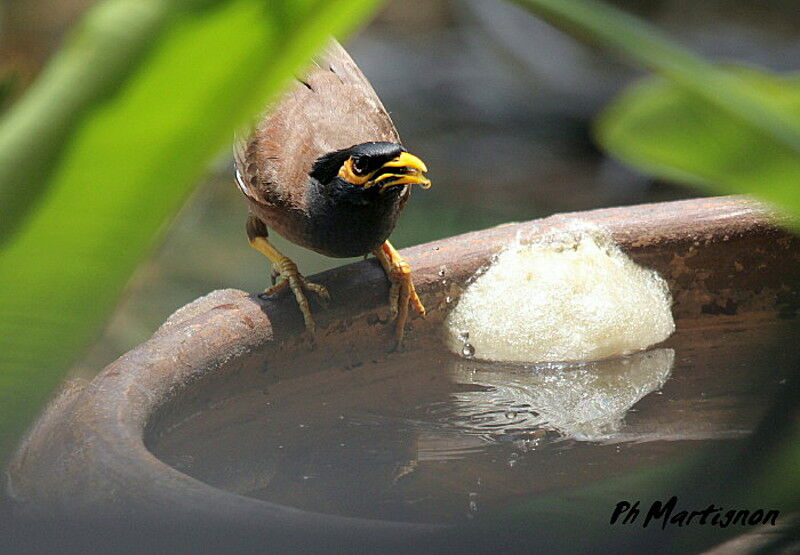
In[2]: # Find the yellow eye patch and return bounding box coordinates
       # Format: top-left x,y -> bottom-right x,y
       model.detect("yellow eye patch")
337,158 -> 371,185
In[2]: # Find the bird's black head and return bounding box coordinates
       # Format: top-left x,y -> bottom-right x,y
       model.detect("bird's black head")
310,142 -> 431,193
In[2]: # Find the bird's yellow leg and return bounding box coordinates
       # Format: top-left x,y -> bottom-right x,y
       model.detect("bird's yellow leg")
248,229 -> 329,335
373,240 -> 425,347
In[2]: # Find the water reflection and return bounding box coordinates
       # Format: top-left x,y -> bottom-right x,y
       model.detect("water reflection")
150,316 -> 791,524
442,348 -> 675,442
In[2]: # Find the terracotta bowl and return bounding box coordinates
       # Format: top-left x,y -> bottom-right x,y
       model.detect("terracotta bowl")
7,196 -> 800,550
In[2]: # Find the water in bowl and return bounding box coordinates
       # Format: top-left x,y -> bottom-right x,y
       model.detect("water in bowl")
148,314 -> 796,525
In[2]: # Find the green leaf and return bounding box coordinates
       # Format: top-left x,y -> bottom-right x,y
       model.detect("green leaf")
0,0 -> 382,460
509,0 -> 800,159
0,0 -> 173,243
596,69 -> 800,220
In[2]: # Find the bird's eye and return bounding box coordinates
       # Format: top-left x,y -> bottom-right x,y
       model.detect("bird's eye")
351,157 -> 368,176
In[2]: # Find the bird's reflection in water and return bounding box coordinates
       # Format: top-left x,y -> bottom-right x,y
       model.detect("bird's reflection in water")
427,349 -> 674,447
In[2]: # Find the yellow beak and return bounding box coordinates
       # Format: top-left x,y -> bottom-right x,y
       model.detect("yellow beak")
369,151 -> 431,192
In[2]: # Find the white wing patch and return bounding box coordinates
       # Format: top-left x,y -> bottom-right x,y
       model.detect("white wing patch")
235,168 -> 255,199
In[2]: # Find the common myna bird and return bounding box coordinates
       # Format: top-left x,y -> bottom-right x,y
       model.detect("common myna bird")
235,39 -> 431,346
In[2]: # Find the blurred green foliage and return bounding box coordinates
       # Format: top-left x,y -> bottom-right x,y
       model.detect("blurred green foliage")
0,0 -> 382,462
512,0 -> 800,222
0,0 -> 798,550
598,68 -> 800,220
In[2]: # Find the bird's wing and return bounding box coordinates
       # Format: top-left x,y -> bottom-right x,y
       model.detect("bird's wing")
235,39 -> 400,209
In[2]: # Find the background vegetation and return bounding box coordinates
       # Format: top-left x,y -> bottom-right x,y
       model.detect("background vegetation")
0,0 -> 382,463
1,0 -> 797,550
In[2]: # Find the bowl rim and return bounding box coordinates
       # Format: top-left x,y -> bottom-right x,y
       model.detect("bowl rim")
6,196 -> 787,541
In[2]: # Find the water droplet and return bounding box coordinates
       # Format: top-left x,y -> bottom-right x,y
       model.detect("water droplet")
504,410 -> 517,419
299,423 -> 306,428
461,343 -> 475,359
445,296 -> 452,304
468,492 -> 478,513
438,268 -> 446,277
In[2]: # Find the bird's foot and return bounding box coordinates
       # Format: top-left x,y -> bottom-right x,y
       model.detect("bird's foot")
374,241 -> 425,349
249,232 -> 329,336
261,257 -> 330,335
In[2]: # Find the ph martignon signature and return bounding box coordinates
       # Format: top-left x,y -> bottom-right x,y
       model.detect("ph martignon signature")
610,497 -> 779,529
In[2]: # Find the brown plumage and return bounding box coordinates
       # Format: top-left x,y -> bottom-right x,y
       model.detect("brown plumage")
234,38 -> 430,346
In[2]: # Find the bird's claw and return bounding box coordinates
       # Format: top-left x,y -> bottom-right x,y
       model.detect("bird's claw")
303,280 -> 331,306
263,275 -> 329,303
263,261 -> 330,335
387,259 -> 425,348
374,241 -> 425,350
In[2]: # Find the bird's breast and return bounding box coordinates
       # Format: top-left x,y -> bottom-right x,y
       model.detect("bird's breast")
303,184 -> 406,257
249,181 -> 407,258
